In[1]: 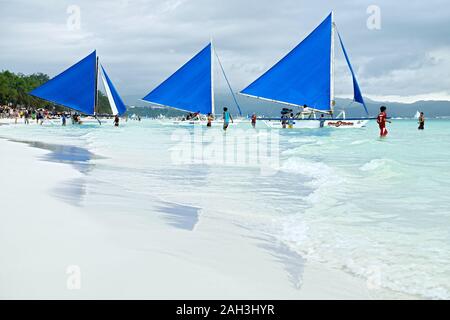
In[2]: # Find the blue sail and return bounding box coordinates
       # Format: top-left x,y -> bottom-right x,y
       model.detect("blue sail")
241,14 -> 332,112
29,51 -> 97,115
100,65 -> 127,116
142,43 -> 212,114
337,31 -> 369,116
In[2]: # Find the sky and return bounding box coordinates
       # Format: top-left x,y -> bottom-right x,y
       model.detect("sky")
1,0 -> 450,103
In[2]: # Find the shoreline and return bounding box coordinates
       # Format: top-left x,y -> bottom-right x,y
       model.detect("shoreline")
0,136 -> 416,299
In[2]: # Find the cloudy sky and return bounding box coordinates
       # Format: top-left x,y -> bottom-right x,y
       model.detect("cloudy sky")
1,0 -> 450,103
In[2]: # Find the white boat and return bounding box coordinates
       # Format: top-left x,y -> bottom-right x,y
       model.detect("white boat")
160,120 -> 233,127
262,119 -> 369,129
239,12 -> 374,129
262,110 -> 369,129
158,117 -> 244,127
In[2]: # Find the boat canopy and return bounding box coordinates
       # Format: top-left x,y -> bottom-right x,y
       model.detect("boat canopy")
30,51 -> 97,115
29,51 -> 127,116
142,43 -> 213,115
240,12 -> 368,115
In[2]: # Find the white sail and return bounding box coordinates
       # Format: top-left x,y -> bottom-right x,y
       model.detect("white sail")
414,111 -> 421,119
100,67 -> 119,116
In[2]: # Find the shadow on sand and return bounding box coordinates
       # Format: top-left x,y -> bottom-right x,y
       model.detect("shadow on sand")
3,138 -> 102,206
156,201 -> 201,231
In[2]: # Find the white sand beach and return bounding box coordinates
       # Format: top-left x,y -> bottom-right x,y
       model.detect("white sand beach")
0,136 -> 410,299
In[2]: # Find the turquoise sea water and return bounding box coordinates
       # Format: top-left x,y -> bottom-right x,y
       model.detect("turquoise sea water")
1,118 -> 449,299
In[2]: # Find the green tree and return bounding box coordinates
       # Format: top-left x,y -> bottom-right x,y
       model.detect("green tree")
0,70 -> 116,114
96,91 -> 112,114
0,70 -> 51,108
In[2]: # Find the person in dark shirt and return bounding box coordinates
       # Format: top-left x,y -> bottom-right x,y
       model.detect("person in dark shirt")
418,112 -> 425,130
251,113 -> 257,128
319,114 -> 325,128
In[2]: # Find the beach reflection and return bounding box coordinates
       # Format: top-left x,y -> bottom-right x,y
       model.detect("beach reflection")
156,201 -> 201,231
6,138 -> 99,206
247,232 -> 305,289
26,140 -> 98,174
52,177 -> 87,207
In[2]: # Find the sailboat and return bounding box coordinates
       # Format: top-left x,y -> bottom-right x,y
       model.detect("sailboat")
29,51 -> 127,124
240,12 -> 373,129
414,110 -> 421,119
142,42 -> 242,126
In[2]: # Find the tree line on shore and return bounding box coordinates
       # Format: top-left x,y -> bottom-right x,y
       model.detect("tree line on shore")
0,70 -> 112,114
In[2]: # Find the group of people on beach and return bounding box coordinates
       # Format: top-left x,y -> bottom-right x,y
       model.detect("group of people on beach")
0,105 -> 69,125
0,105 -> 129,127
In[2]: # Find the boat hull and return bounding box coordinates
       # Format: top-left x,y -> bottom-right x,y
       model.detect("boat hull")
262,119 -> 369,129
158,119 -> 241,127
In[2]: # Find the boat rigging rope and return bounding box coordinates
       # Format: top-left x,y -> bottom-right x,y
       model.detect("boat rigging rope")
213,48 -> 243,117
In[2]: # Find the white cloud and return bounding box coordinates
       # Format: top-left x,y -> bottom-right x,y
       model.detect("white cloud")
0,0 -> 449,102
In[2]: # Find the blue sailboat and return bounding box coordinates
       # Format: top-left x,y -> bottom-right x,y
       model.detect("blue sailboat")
29,51 -> 127,122
240,12 -> 372,129
142,42 -> 242,124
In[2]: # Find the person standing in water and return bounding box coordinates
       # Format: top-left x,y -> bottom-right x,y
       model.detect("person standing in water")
287,113 -> 294,128
114,115 -> 120,127
14,109 -> 18,124
377,106 -> 391,137
223,107 -> 233,131
38,111 -> 44,125
192,111 -> 200,121
281,113 -> 287,129
319,114 -> 325,128
418,112 -> 425,130
61,113 -> 66,126
251,113 -> 257,128
24,110 -> 30,125
207,113 -> 214,127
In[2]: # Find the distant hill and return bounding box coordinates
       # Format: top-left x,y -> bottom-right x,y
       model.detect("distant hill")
337,98 -> 450,118
126,105 -> 185,118
123,93 -> 450,118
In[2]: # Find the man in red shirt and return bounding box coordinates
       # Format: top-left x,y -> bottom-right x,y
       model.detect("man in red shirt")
377,106 -> 391,137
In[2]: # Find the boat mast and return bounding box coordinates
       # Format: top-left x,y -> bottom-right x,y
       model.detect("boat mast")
94,56 -> 99,115
210,37 -> 215,116
330,11 -> 335,117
